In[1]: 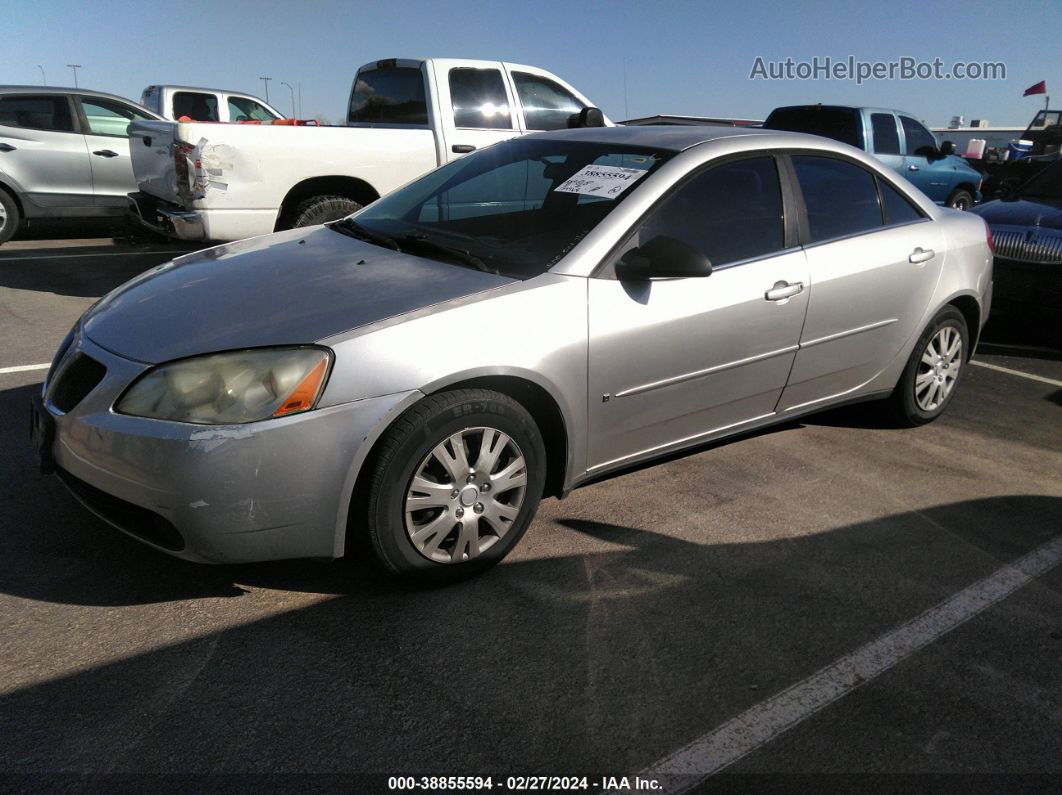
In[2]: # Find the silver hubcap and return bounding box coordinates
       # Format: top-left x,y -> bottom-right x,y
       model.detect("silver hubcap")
405,426 -> 527,564
916,325 -> 962,411
0,204 -> 7,230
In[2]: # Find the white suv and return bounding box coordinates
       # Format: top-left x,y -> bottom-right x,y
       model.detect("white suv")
0,86 -> 161,244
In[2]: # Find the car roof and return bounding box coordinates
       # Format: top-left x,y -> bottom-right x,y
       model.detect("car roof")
145,85 -> 266,97
529,124 -> 827,152
0,85 -> 159,115
768,104 -> 910,117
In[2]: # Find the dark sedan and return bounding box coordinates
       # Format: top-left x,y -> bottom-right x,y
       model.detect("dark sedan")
971,160 -> 1062,342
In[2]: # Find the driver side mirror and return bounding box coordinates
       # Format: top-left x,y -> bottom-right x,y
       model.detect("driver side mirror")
939,140 -> 955,156
615,235 -> 712,281
569,107 -> 605,128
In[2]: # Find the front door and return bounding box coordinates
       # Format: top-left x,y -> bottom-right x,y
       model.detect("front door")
586,155 -> 809,472
900,115 -> 950,203
779,154 -> 944,411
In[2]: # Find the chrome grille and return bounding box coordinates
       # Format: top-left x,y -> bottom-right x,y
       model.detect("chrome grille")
990,225 -> 1062,264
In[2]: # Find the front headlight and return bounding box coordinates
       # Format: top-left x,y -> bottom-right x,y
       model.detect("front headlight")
116,347 -> 331,424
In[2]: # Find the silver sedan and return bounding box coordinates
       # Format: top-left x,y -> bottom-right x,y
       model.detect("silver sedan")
32,126 -> 993,580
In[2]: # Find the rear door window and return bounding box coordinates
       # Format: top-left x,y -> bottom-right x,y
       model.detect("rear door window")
449,68 -> 512,129
870,113 -> 901,154
878,179 -> 924,225
228,96 -> 278,122
172,92 -> 219,121
900,116 -> 937,155
512,72 -> 586,131
764,107 -> 864,149
348,67 -> 428,126
792,155 -> 883,242
79,97 -> 154,137
0,94 -> 75,132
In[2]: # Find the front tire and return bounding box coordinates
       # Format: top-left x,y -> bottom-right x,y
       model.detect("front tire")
0,190 -> 20,244
889,306 -> 969,426
362,389 -> 546,581
945,188 -> 974,211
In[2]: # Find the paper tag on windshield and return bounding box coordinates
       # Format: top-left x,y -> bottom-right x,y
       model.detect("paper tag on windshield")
553,165 -> 647,199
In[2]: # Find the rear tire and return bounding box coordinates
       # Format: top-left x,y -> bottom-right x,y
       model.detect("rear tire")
0,190 -> 20,244
290,195 -> 362,229
888,306 -> 969,426
361,389 -> 546,582
945,188 -> 974,211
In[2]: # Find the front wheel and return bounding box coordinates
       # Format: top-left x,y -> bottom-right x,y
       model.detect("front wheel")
946,188 -> 974,211
889,306 -> 969,426
361,389 -> 546,581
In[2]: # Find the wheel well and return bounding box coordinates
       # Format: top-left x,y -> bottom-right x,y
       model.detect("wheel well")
948,295 -> 980,358
343,377 -> 569,558
952,182 -> 977,197
275,176 -> 379,231
0,181 -> 24,218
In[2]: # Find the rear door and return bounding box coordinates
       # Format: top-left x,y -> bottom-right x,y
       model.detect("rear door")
867,111 -> 904,174
76,95 -> 157,207
778,153 -> 944,411
433,60 -> 522,161
0,93 -> 91,210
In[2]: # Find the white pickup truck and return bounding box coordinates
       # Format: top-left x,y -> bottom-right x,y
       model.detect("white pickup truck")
127,58 -> 609,242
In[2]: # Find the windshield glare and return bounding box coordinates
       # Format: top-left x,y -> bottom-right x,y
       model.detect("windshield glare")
345,139 -> 673,279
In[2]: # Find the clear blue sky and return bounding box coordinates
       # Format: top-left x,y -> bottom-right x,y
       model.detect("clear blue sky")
3,0 -> 1059,127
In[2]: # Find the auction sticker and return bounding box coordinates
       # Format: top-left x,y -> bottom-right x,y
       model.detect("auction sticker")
554,165 -> 648,198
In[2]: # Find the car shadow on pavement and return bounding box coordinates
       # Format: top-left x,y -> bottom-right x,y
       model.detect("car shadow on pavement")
0,494 -> 1059,777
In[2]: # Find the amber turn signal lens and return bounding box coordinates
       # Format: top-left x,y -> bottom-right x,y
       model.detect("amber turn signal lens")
273,358 -> 328,417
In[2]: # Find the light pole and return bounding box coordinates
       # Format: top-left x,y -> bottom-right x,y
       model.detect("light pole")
259,76 -> 271,103
297,82 -> 302,119
67,64 -> 81,88
281,81 -> 296,119
37,65 -> 46,85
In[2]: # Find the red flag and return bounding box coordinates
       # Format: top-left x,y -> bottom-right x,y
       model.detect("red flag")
1023,81 -> 1046,96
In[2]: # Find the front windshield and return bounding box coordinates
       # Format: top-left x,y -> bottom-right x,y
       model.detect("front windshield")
344,138 -> 674,279
1018,160 -> 1062,199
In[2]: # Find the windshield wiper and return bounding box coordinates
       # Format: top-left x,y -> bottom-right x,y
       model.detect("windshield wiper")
401,233 -> 495,274
328,218 -> 401,252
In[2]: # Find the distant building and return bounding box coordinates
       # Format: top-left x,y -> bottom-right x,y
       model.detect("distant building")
621,114 -> 762,127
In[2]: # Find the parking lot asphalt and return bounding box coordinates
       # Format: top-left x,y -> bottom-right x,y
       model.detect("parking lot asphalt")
0,235 -> 1059,789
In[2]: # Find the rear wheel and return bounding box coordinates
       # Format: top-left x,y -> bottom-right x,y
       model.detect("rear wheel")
289,195 -> 361,229
889,306 -> 969,426
945,188 -> 974,211
0,190 -> 20,244
361,389 -> 546,581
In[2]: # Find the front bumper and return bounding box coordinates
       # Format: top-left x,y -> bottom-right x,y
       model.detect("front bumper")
127,191 -> 206,241
41,332 -> 415,564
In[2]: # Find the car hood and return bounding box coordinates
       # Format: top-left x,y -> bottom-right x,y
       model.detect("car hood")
82,226 -> 515,364
970,198 -> 1062,230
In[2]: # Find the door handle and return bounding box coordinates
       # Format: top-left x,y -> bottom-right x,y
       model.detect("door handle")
765,281 -> 804,301
907,164 -> 919,171
0,143 -> 15,152
92,149 -> 119,158
451,144 -> 476,154
909,247 -> 935,264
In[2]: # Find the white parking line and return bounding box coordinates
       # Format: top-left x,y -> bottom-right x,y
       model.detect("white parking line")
0,363 -> 49,375
971,360 -> 1062,388
640,535 -> 1062,793
0,250 -> 189,262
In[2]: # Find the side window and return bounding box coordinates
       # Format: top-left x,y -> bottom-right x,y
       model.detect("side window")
512,72 -> 585,131
173,92 -> 219,121
635,156 -> 784,268
140,87 -> 161,115
348,67 -> 428,126
900,116 -> 937,156
0,94 -> 75,132
449,68 -> 512,129
227,96 -> 277,122
870,113 -> 900,155
80,97 -> 154,137
879,179 -> 924,226
792,155 -> 883,242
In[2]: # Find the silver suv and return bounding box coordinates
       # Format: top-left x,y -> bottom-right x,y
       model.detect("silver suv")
0,86 -> 160,244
